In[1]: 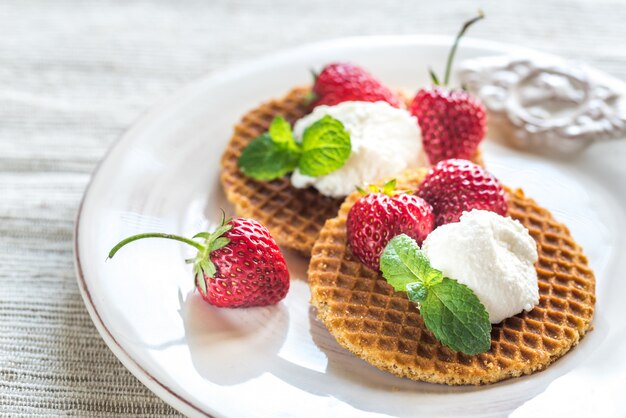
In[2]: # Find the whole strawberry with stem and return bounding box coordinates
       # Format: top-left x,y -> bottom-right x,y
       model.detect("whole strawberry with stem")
108,215 -> 290,308
417,159 -> 508,227
410,11 -> 487,165
347,179 -> 435,271
311,62 -> 401,108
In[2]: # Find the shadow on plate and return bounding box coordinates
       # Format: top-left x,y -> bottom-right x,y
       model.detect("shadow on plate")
182,291 -> 290,386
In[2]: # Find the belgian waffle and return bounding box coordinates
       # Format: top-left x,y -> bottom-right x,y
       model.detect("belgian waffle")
220,88 -> 482,255
308,169 -> 596,385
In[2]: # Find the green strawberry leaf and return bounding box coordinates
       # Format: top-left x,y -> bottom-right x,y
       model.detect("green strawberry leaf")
208,237 -> 230,252
419,277 -> 491,355
382,179 -> 397,195
268,116 -> 296,149
201,259 -> 216,277
194,266 -> 208,296
238,133 -> 301,181
380,234 -> 443,291
356,186 -> 368,195
299,115 -> 351,177
428,67 -> 441,86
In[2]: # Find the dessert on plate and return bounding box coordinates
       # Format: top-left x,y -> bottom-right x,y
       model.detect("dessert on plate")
220,15 -> 486,255
221,86 -> 341,255
220,85 -> 428,255
111,13 -> 598,387
308,163 -> 596,385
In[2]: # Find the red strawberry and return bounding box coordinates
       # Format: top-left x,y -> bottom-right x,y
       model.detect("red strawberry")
108,216 -> 290,308
312,62 -> 401,108
417,159 -> 508,227
410,87 -> 486,164
409,12 -> 486,165
347,180 -> 434,271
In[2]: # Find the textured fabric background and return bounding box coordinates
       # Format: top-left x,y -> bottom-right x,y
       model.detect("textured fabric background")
0,0 -> 624,415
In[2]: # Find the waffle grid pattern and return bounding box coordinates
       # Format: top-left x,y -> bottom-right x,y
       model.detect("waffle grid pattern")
220,88 -> 484,255
309,169 -> 596,385
220,87 -> 342,255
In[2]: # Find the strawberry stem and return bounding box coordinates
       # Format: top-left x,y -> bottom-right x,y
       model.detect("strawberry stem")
108,233 -> 205,259
107,215 -> 234,298
443,10 -> 485,87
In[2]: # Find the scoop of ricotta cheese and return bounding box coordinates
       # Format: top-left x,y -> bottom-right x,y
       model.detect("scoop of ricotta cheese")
421,209 -> 539,324
290,101 -> 425,198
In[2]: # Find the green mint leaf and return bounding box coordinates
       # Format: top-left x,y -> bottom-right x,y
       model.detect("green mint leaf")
419,277 -> 492,355
380,234 -> 443,291
268,116 -> 296,149
380,234 -> 490,354
298,115 -> 351,177
406,281 -> 427,302
238,133 -> 300,181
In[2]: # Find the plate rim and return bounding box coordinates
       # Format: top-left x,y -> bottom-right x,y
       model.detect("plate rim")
72,34 -> 590,417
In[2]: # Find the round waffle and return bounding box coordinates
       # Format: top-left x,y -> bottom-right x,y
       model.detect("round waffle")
221,87 -> 340,255
220,87 -> 483,255
308,169 -> 596,385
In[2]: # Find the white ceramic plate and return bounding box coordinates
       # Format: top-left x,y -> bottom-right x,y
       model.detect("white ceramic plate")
74,36 -> 626,417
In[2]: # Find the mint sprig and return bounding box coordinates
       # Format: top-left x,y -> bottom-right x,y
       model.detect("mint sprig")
380,234 -> 491,355
299,115 -> 351,177
237,133 -> 300,181
237,115 -> 351,181
420,277 -> 491,354
268,115 -> 296,148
